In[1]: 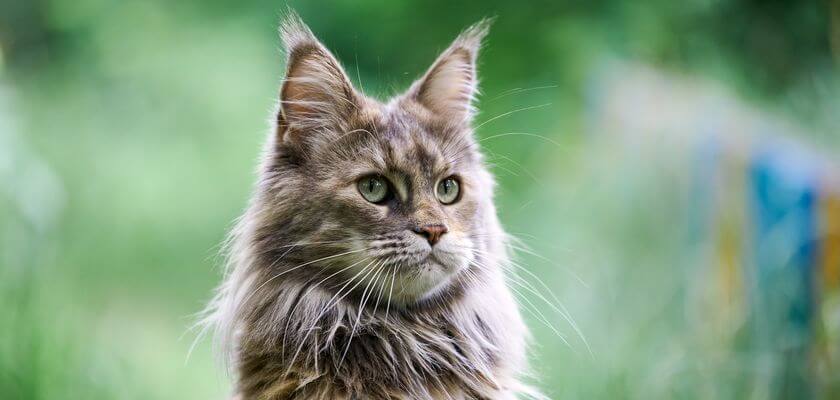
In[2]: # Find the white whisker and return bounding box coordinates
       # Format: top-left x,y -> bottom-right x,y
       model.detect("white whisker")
479,132 -> 563,148
241,247 -> 371,311
474,103 -> 551,130
284,258 -> 379,377
385,264 -> 397,321
282,256 -> 373,351
338,261 -> 386,368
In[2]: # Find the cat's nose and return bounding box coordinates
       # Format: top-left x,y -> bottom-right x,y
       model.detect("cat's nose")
412,224 -> 448,246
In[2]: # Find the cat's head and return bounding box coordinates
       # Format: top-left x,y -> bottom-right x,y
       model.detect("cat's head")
250,14 -> 500,306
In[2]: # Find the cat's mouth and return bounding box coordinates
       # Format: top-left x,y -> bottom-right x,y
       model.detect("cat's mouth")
425,253 -> 446,267
347,232 -> 473,303
377,248 -> 461,273
368,250 -> 469,303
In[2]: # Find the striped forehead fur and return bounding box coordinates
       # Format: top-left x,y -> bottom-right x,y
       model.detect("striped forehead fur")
199,11 -> 543,400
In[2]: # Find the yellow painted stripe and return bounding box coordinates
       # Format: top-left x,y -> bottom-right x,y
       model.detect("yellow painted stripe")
822,186 -> 840,293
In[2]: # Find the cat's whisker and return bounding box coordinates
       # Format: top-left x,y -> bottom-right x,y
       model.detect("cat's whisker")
503,255 -> 585,319
479,131 -> 563,148
507,245 -> 590,289
474,103 -> 551,130
494,269 -> 573,349
270,238 -> 364,249
285,258 -> 380,377
471,244 -> 583,301
487,84 -> 558,101
485,151 -> 545,189
385,263 -> 398,321
240,247 -> 372,314
370,262 -> 390,324
468,249 -> 592,355
338,260 -> 386,370
321,261 -> 385,348
447,128 -> 574,167
471,247 -> 566,303
484,160 -> 521,178
469,261 -> 572,348
282,256 -> 373,351
354,51 -> 365,94
503,267 -> 591,356
496,232 -> 590,289
518,293 -> 573,350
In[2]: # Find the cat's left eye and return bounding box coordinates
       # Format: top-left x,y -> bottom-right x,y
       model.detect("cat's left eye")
436,177 -> 460,205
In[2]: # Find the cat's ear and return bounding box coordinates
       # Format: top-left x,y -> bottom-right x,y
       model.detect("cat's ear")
407,19 -> 492,123
277,13 -> 359,141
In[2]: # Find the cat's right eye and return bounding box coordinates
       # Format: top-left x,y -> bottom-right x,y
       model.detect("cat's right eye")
357,175 -> 390,204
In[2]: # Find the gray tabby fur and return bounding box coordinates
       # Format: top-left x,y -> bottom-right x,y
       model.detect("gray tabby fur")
200,12 -> 543,400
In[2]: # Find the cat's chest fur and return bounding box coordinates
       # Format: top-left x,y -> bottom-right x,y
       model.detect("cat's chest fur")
232,273 -> 527,400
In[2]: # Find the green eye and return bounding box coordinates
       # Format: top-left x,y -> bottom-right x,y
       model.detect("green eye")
358,175 -> 389,203
436,177 -> 460,204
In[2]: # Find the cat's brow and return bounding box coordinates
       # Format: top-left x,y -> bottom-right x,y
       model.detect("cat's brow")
323,128 -> 381,158
413,135 -> 461,179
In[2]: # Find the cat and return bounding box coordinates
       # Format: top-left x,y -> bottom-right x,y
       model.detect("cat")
201,12 -> 542,400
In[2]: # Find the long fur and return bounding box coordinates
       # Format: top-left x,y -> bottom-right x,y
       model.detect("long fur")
199,12 -> 543,400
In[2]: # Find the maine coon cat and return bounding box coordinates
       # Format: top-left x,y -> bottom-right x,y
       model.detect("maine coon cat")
202,12 -> 542,400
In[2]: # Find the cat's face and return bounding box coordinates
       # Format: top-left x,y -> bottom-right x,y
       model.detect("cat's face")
254,17 -> 496,305
283,104 -> 493,303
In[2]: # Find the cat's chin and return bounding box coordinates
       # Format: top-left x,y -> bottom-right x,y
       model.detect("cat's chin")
387,257 -> 468,305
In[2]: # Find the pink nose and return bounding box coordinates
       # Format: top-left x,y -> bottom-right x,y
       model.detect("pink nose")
413,224 -> 448,246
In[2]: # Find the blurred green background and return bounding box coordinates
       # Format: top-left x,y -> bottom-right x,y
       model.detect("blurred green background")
2,0 -> 839,399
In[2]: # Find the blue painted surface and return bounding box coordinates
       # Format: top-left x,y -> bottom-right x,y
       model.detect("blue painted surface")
748,140 -> 820,398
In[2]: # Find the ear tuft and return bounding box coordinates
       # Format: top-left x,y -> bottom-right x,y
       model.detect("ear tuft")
277,12 -> 359,141
408,18 -> 493,123
450,18 -> 493,56
279,12 -> 319,57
